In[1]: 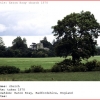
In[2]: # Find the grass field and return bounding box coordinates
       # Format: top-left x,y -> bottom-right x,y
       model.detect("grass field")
0,56 -> 100,70
0,57 -> 65,70
0,72 -> 100,81
0,56 -> 100,81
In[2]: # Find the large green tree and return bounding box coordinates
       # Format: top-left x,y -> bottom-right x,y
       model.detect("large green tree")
52,11 -> 100,63
12,36 -> 27,50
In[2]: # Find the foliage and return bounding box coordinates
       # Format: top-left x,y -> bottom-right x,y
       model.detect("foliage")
52,39 -> 62,56
85,59 -> 97,71
85,59 -> 100,71
52,11 -> 100,63
31,49 -> 55,57
67,64 -> 87,72
0,37 -> 5,46
29,65 -> 44,73
51,58 -> 100,72
51,59 -> 87,72
51,65 -> 62,72
12,36 -> 27,50
0,45 -> 5,51
0,44 -> 6,57
0,66 -> 20,74
93,61 -> 100,71
0,36 -> 55,57
40,36 -> 53,50
5,48 -> 15,57
51,59 -> 73,72
24,67 -> 51,73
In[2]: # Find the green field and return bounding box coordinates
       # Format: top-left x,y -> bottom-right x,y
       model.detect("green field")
0,56 -> 100,81
0,56 -> 100,70
0,72 -> 100,81
0,57 -> 65,70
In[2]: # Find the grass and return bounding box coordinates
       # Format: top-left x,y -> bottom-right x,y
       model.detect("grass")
0,57 -> 65,70
0,71 -> 100,81
82,56 -> 100,63
0,56 -> 100,81
0,56 -> 100,70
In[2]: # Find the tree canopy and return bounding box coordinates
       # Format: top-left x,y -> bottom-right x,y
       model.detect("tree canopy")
52,11 -> 100,63
12,36 -> 27,50
0,37 -> 5,46
40,36 -> 53,50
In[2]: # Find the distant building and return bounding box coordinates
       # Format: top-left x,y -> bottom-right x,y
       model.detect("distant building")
30,43 -> 37,50
37,43 -> 43,50
30,42 -> 49,51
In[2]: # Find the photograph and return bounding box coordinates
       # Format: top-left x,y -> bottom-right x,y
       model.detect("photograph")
0,1 -> 100,81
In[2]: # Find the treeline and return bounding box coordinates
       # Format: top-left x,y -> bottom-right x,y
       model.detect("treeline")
0,36 -> 100,57
0,36 -> 60,57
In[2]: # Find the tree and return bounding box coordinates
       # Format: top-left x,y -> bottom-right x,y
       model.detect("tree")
40,36 -> 53,49
0,37 -> 5,46
0,37 -> 6,57
12,36 -> 27,50
43,36 -> 47,41
5,48 -> 15,57
52,11 -> 100,63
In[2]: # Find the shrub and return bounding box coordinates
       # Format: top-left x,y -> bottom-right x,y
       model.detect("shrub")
85,59 -> 98,71
51,59 -> 73,72
51,64 -> 62,72
51,59 -> 87,72
30,65 -> 44,73
67,64 -> 87,72
0,66 -> 20,74
23,65 -> 45,73
92,60 -> 100,71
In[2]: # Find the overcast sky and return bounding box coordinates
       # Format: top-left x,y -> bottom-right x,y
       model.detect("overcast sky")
0,1 -> 100,47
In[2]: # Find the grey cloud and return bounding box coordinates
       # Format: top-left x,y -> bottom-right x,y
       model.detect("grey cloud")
0,11 -> 53,36
0,24 -> 7,32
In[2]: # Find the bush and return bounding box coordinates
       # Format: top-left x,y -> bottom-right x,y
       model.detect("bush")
51,59 -> 87,72
67,64 -> 87,72
85,59 -> 98,71
30,65 -> 44,73
92,60 -> 100,71
0,66 -> 20,74
51,65 -> 62,72
23,65 -> 45,73
51,59 -> 73,72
